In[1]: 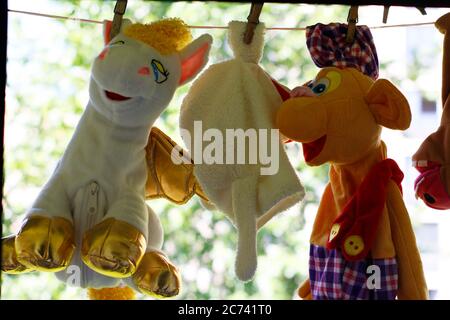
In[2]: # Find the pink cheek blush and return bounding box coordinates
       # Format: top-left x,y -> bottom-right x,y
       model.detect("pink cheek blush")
98,48 -> 108,60
138,67 -> 151,75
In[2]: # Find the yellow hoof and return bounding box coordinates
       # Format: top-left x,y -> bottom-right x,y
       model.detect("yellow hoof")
1,235 -> 32,274
81,218 -> 146,278
15,215 -> 75,272
132,251 -> 181,298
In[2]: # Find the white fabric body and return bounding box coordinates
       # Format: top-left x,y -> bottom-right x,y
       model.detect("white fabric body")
179,21 -> 305,281
24,24 -> 212,289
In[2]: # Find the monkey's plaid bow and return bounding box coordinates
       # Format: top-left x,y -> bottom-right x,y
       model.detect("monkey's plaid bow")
306,23 -> 379,80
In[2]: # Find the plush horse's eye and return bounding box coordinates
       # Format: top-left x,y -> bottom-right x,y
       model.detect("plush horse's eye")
306,81 -> 314,89
151,59 -> 169,84
110,40 -> 125,46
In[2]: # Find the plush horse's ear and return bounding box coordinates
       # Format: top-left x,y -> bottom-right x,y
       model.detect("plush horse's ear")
121,19 -> 133,30
366,79 -> 412,130
102,19 -> 133,45
178,34 -> 213,86
103,20 -> 113,45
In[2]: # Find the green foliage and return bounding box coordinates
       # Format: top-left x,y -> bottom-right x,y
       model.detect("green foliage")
2,0 -> 334,300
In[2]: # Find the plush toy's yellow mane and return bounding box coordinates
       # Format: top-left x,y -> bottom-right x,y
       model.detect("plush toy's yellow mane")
123,18 -> 192,55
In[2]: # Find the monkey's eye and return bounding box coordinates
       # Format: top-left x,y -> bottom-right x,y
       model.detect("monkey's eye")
312,83 -> 326,94
311,78 -> 330,95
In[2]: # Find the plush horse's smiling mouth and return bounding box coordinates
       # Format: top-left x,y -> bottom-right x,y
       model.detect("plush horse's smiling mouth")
104,90 -> 132,101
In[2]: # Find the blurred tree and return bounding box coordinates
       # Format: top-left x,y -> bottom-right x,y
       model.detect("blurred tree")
2,0 -> 340,300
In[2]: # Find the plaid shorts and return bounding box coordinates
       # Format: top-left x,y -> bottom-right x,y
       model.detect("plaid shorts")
309,244 -> 398,300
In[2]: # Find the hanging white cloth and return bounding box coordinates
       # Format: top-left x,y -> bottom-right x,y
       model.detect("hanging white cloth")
179,21 -> 304,281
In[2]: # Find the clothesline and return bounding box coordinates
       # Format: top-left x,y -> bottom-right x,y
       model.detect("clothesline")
8,9 -> 435,30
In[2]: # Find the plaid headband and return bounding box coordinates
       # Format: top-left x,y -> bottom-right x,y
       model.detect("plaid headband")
306,23 -> 379,80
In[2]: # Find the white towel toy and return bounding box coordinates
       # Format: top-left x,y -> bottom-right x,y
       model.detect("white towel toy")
179,21 -> 305,281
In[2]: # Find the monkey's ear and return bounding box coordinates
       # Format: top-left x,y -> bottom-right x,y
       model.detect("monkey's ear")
366,79 -> 411,130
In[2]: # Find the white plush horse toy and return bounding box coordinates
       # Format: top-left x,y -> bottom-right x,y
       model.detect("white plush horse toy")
2,18 -> 212,299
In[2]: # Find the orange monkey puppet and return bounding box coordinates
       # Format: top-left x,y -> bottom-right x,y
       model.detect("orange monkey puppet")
276,23 -> 427,300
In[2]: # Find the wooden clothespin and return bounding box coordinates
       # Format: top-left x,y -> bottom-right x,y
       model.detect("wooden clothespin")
384,6 -> 425,24
243,2 -> 264,45
383,6 -> 390,24
110,0 -> 128,39
416,7 -> 427,15
346,6 -> 359,44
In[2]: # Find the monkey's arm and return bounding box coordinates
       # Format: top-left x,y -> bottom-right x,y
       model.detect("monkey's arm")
437,13 -> 450,194
297,278 -> 312,300
386,181 -> 428,300
436,13 -> 450,105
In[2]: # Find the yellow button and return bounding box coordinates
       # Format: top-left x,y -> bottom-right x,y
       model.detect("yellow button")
329,223 -> 340,241
343,235 -> 364,256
